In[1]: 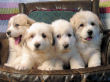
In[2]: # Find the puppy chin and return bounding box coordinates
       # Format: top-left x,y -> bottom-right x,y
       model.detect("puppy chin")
35,50 -> 46,54
62,49 -> 71,54
58,46 -> 71,53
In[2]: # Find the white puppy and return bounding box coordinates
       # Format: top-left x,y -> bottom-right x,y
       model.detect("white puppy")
70,11 -> 103,67
15,22 -> 62,70
52,19 -> 85,69
5,14 -> 35,69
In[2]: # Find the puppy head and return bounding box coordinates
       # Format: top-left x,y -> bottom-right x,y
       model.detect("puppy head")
52,19 -> 76,52
6,13 -> 35,45
24,22 -> 53,52
70,11 -> 102,43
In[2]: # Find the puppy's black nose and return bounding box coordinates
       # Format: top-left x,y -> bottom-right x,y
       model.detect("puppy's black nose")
6,31 -> 11,35
63,44 -> 69,49
88,30 -> 93,35
35,43 -> 40,48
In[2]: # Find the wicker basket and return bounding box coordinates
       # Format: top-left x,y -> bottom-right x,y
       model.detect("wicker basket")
0,0 -> 110,82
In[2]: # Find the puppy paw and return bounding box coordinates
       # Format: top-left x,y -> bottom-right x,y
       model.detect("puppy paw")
88,62 -> 101,67
38,60 -> 63,70
15,63 -> 31,70
4,63 -> 9,66
88,53 -> 101,67
4,63 -> 13,67
38,64 -> 54,71
37,61 -> 55,70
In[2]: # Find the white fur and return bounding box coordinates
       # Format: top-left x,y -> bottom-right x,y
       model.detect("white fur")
70,11 -> 103,67
52,19 -> 85,69
4,14 -> 35,69
15,22 -> 63,70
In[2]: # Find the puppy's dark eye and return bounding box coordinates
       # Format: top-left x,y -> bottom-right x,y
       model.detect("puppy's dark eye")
91,22 -> 95,26
30,34 -> 34,38
15,24 -> 19,27
79,24 -> 84,27
67,33 -> 72,37
57,34 -> 61,39
42,33 -> 46,38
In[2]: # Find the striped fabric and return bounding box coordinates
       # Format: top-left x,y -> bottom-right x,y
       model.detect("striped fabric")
0,2 -> 19,32
0,0 -> 110,33
100,1 -> 110,7
99,0 -> 110,29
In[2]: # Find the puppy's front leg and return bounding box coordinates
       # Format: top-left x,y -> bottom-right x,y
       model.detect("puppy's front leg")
15,52 -> 34,70
38,59 -> 63,70
70,54 -> 85,69
82,52 -> 101,82
88,52 -> 101,67
4,51 -> 17,68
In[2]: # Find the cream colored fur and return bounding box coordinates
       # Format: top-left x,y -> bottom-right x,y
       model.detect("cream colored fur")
4,14 -> 35,69
52,19 -> 85,69
70,11 -> 103,67
15,22 -> 63,70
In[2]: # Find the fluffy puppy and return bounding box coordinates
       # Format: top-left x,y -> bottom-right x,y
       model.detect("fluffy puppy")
52,19 -> 85,69
4,14 -> 35,69
70,11 -> 103,67
15,22 -> 62,70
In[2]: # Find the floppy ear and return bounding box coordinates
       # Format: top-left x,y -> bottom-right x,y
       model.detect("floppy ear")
27,17 -> 36,25
48,26 -> 55,46
98,18 -> 104,33
92,13 -> 104,33
49,32 -> 55,46
70,18 -> 77,33
22,30 -> 29,46
52,33 -> 55,46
